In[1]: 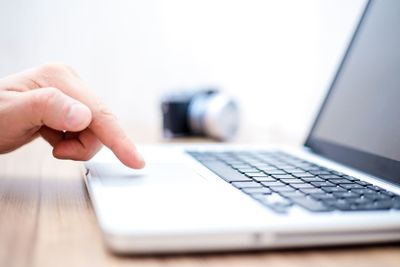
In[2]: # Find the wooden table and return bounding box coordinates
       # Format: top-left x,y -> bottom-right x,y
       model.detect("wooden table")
0,138 -> 399,267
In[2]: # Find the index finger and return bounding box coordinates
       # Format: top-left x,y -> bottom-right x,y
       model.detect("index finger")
30,63 -> 145,169
90,105 -> 145,168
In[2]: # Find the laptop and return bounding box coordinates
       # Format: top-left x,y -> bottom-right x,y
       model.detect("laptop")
84,0 -> 400,254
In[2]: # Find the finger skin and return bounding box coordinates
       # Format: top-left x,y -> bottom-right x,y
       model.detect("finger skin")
24,87 -> 92,132
53,128 -> 103,161
39,126 -> 64,147
0,63 -> 145,168
31,64 -> 145,168
40,126 -> 103,161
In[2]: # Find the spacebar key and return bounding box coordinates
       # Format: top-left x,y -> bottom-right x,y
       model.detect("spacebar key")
199,161 -> 253,182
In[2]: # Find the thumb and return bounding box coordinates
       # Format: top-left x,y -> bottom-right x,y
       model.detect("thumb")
20,87 -> 92,131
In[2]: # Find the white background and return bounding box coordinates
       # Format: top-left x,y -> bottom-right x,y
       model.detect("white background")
0,0 -> 365,144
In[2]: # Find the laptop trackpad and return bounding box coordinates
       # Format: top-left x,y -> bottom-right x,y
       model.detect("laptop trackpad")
87,162 -> 207,186
86,161 -> 272,233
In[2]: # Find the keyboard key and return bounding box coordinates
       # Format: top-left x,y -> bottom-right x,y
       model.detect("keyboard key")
381,190 -> 396,197
286,168 -> 306,174
275,165 -> 295,170
342,175 -> 359,181
272,174 -> 297,179
251,176 -> 277,182
356,201 -> 393,211
195,161 -> 254,182
280,178 -> 305,184
300,188 -> 325,195
329,179 -> 354,184
318,174 -> 343,179
392,199 -> 400,210
245,172 -> 270,177
231,164 -> 252,169
309,193 -> 336,200
279,191 -> 306,199
309,170 -> 331,175
355,180 -> 370,186
369,201 -> 394,210
322,186 -> 347,193
363,193 -> 392,201
224,161 -> 244,165
270,186 -> 296,192
311,181 -> 335,187
251,162 -> 272,167
258,168 -> 281,173
293,173 -> 314,178
340,184 -> 365,190
238,168 -> 259,172
351,188 -> 377,195
332,191 -> 360,198
290,183 -> 314,189
265,170 -> 287,175
330,170 -> 345,176
352,197 -> 373,205
291,197 -> 333,212
367,185 -> 383,191
244,172 -> 265,177
303,166 -> 323,171
261,181 -> 286,187
301,177 -> 325,182
324,199 -> 353,210
256,193 -> 293,213
242,187 -> 272,195
231,181 -> 262,188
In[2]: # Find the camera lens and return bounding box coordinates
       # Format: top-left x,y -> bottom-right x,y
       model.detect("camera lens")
161,93 -> 192,137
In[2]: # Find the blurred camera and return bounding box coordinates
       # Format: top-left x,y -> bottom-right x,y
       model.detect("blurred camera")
161,89 -> 239,141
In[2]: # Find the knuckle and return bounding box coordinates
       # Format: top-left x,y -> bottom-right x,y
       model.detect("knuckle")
92,104 -> 117,126
98,104 -> 116,118
80,152 -> 93,161
82,145 -> 100,161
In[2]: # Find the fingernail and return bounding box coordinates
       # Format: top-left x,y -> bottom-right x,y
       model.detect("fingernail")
136,151 -> 146,166
134,148 -> 146,168
66,103 -> 91,130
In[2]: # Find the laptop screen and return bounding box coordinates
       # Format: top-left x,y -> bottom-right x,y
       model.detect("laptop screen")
306,0 -> 400,185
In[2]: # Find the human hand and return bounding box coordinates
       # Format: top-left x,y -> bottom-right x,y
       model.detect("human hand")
0,64 -> 145,168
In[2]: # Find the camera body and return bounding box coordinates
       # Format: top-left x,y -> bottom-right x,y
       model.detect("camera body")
161,89 -> 239,141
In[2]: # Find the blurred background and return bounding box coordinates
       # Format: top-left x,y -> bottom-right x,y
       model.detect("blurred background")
0,0 -> 365,145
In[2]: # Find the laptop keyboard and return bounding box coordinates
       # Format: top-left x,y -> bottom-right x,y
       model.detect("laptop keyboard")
187,151 -> 400,213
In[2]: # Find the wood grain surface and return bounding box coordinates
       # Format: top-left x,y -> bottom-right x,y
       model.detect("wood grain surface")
0,139 -> 399,267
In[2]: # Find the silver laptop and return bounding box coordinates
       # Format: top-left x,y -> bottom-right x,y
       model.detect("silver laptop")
84,0 -> 400,254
